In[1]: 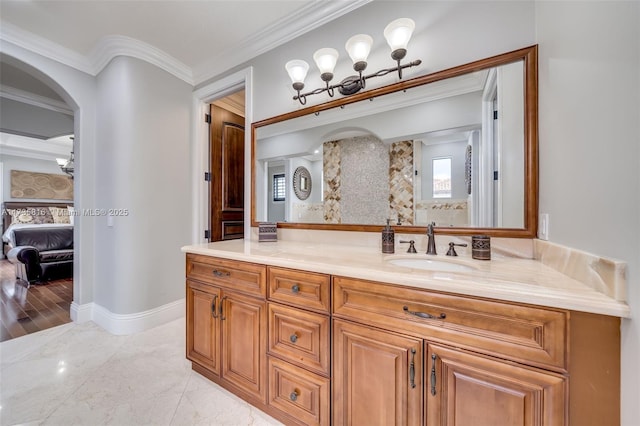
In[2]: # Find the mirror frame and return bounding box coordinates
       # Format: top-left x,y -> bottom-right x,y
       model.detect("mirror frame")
251,45 -> 538,238
292,166 -> 312,200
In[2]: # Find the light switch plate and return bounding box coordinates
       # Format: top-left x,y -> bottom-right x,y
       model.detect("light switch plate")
538,213 -> 549,240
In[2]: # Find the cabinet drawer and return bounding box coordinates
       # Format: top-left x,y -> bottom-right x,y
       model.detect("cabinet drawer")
186,254 -> 266,297
268,267 -> 330,314
333,276 -> 567,371
268,303 -> 330,376
268,356 -> 330,426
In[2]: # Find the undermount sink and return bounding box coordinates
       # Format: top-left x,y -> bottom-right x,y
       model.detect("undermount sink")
386,257 -> 477,273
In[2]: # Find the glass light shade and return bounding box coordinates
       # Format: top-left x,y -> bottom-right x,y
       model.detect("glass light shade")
285,60 -> 309,84
313,48 -> 339,75
345,34 -> 373,64
383,18 -> 415,52
56,158 -> 68,167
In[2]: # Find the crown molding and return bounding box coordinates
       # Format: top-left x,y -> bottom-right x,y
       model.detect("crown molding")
0,1 -> 369,86
0,132 -> 72,161
0,22 -> 94,74
0,84 -> 74,115
191,0 -> 372,85
0,22 -> 195,84
88,35 -> 193,84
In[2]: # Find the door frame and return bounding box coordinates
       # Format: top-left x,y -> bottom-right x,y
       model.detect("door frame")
191,67 -> 253,243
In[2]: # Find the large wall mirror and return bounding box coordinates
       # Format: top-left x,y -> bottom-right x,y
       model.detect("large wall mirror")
252,45 -> 537,237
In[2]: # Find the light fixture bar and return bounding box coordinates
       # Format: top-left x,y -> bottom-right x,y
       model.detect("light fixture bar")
293,59 -> 421,103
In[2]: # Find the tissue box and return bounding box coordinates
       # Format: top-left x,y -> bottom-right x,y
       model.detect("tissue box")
258,222 -> 278,242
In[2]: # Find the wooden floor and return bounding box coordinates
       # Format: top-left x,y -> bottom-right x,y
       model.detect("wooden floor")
0,259 -> 73,342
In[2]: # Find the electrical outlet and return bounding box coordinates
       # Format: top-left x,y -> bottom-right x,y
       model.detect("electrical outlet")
538,213 -> 549,240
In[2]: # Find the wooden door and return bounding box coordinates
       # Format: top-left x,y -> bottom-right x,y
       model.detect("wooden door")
333,319 -> 423,426
426,343 -> 566,426
186,280 -> 221,376
220,289 -> 267,402
210,105 -> 244,241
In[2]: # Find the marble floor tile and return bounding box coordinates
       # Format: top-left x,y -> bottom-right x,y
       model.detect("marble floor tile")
0,317 -> 282,426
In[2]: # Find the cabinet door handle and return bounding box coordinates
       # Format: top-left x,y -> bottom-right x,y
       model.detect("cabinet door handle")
403,306 -> 446,320
290,333 -> 298,343
289,389 -> 299,402
211,295 -> 218,318
409,348 -> 416,389
430,354 -> 437,396
212,269 -> 230,278
291,284 -> 300,294
219,296 -> 228,320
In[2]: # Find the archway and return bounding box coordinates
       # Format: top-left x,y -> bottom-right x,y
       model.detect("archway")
0,51 -> 89,330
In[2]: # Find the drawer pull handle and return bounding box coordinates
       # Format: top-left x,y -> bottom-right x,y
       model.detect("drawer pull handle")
290,333 -> 298,343
403,306 -> 446,320
430,354 -> 437,396
211,295 -> 218,319
289,389 -> 299,402
220,296 -> 228,320
291,284 -> 300,294
409,348 -> 416,389
212,269 -> 230,278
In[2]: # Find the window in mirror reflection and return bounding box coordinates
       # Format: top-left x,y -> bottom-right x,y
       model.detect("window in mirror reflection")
273,173 -> 285,202
432,157 -> 452,198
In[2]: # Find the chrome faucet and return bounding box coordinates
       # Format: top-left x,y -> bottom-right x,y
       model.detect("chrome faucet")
426,222 -> 437,255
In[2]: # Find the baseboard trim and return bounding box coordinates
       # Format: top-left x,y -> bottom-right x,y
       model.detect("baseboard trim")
70,299 -> 185,335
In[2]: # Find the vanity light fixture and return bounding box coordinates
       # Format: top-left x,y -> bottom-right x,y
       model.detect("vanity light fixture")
286,18 -> 421,105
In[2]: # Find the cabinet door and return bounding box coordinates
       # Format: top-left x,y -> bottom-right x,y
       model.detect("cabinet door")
221,290 -> 267,402
333,320 -> 423,426
186,280 -> 221,376
426,343 -> 566,426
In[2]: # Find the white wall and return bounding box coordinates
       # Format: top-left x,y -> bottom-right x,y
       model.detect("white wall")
94,56 -> 192,316
535,3 -> 639,424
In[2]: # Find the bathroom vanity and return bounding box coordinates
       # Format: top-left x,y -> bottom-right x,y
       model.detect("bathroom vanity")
183,239 -> 628,426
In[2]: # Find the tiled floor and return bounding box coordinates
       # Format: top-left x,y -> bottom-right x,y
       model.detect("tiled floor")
0,317 -> 283,425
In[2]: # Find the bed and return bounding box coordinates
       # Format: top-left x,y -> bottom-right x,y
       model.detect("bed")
2,202 -> 74,255
2,202 -> 74,282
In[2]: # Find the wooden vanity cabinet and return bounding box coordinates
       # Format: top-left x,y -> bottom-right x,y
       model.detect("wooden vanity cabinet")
186,279 -> 221,375
333,319 -> 423,426
332,275 -> 618,426
186,255 -> 267,404
267,266 -> 332,426
426,343 -> 566,426
186,254 -> 620,426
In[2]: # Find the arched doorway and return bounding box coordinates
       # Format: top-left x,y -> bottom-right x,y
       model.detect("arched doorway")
0,53 -> 83,340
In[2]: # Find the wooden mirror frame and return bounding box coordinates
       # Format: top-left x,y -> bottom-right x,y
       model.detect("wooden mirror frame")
251,45 -> 538,238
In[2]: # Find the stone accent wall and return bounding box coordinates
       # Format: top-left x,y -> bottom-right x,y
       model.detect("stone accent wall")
389,141 -> 414,225
415,199 -> 468,227
340,136 -> 389,224
323,141 -> 341,223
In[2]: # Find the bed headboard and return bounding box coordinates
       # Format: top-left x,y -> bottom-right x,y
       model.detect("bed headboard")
2,201 -> 74,233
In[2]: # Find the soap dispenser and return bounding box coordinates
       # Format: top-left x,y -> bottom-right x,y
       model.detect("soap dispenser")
382,219 -> 395,254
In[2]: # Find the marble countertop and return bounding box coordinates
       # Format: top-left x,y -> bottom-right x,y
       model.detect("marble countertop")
182,239 -> 630,318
